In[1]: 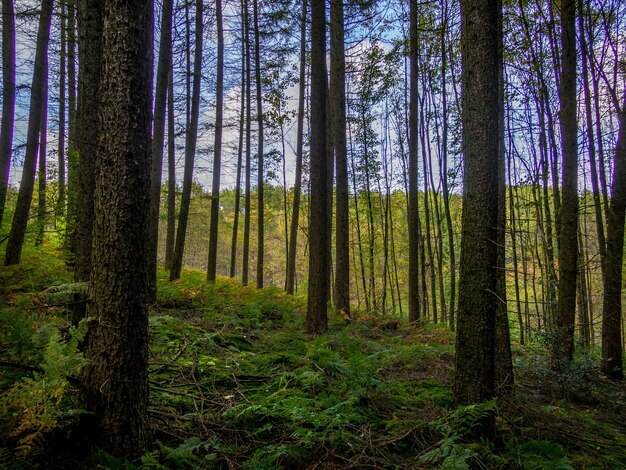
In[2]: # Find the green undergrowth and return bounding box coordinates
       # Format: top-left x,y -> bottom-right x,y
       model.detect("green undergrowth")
1,245 -> 625,468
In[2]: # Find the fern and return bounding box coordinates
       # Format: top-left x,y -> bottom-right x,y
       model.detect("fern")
0,319 -> 87,455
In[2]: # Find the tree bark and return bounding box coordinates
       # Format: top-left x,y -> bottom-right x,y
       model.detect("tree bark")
331,0 -> 349,314
81,0 -> 153,456
306,0 -> 329,334
253,0 -> 264,288
230,10 -> 246,278
207,0 -> 224,282
242,0 -> 252,286
454,0 -> 500,424
407,0 -> 420,322
5,0 -> 53,266
556,0 -> 578,364
601,95 -> 626,380
286,0 -> 307,295
73,0 -> 104,324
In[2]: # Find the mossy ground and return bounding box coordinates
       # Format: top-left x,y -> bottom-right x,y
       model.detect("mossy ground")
1,244 -> 625,468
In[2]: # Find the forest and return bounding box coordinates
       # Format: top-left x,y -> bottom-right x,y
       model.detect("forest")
0,0 -> 625,467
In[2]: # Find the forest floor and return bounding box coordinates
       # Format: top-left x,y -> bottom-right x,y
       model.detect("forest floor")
1,244 -> 626,469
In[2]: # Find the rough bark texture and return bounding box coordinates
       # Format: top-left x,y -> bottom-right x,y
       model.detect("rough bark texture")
73,0 -> 103,323
147,0 -> 173,297
0,0 -> 16,226
306,0 -> 329,334
81,0 -> 153,456
601,96 -> 626,380
407,0 -> 421,322
331,0 -> 349,315
5,0 -> 53,266
556,0 -> 578,363
207,0 -> 224,282
286,0 -> 307,295
253,0 -> 264,288
170,0 -> 203,281
454,0 -> 500,417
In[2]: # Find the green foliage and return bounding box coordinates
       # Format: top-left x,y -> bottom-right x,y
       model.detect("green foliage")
2,246 -> 624,468
1,317 -> 87,454
506,440 -> 574,470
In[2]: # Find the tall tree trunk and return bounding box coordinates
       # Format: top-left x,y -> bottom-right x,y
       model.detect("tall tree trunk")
495,2 -> 513,395
230,12 -> 246,279
242,0 -> 252,285
36,73 -> 49,246
407,0 -> 420,322
5,0 -> 53,266
165,70 -> 176,271
253,0 -> 264,288
286,0 -> 307,294
454,0 -> 500,424
207,0 -> 224,282
556,0 -> 578,364
56,3 -> 66,221
81,0 -> 153,455
65,0 -> 78,250
331,0 -> 349,314
147,0 -> 174,297
601,95 -> 626,380
72,0 -> 104,324
306,0 -> 329,334
0,0 -> 16,226
170,0 -> 203,281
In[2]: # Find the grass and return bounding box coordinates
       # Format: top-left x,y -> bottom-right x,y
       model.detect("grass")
1,244 -> 625,468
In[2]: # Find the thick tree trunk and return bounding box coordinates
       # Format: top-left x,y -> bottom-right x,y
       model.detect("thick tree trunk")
207,0 -> 224,282
81,0 -> 153,456
331,0 -> 349,314
5,0 -> 53,266
0,0 -> 16,226
170,0 -> 203,281
454,0 -> 500,423
286,0 -> 307,295
306,0 -> 329,334
601,96 -> 626,380
73,0 -> 103,324
556,0 -> 578,364
147,0 -> 174,297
